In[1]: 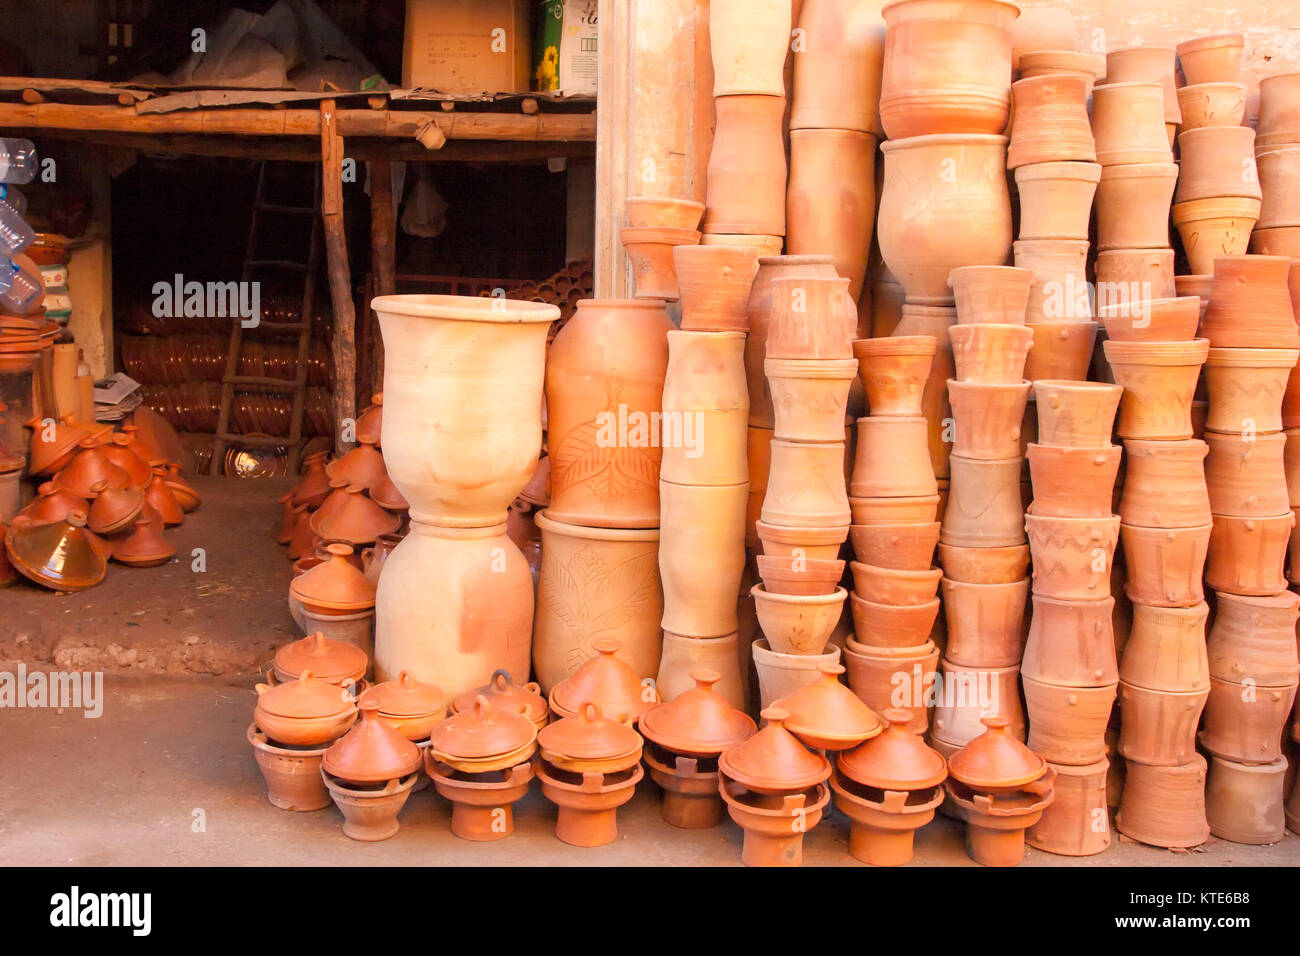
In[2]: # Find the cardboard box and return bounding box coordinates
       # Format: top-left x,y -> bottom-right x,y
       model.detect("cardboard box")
402,0 -> 533,94
534,0 -> 598,95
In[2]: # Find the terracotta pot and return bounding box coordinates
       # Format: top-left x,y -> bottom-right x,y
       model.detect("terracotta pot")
1177,81 -> 1247,132
719,775 -> 830,866
850,417 -> 936,498
1202,256 -> 1300,349
1014,239 -> 1090,325
946,769 -> 1056,866
655,633 -> 747,712
1200,676 -> 1297,765
710,0 -> 792,96
1106,46 -> 1180,123
848,521 -> 939,571
1027,322 -> 1095,385
746,256 -> 841,427
948,324 -> 1033,384
1103,338 -> 1209,440
425,758 -> 533,841
752,583 -> 849,657
1026,444 -> 1120,518
791,0 -> 885,133
848,589 -> 942,650
1206,511 -> 1295,595
1008,74 -> 1095,169
1093,164 -> 1177,252
878,0 -> 1017,140
849,494 -> 939,526
247,725 -> 332,812
947,266 -> 1032,325
941,455 -> 1027,548
850,562 -> 942,607
1032,380 -> 1120,449
537,761 -> 644,847
1025,758 -> 1111,856
755,518 -> 850,560
1117,681 -> 1208,765
1257,72 -> 1300,144
1205,755 -> 1287,845
1120,601 -> 1209,693
762,439 -> 850,527
321,771 -> 417,841
937,542 -> 1029,584
1172,197 -> 1261,275
765,275 -> 857,360
704,94 -> 788,237
1021,594 -> 1116,686
786,129 -> 877,300
832,751 -> 945,864
877,134 -> 1013,302
893,303 -> 958,477
941,576 -> 1028,667
1097,296 -> 1199,345
843,637 -> 939,733
1175,127 -> 1260,205
752,638 -> 842,708
625,197 -> 705,230
1176,33 -> 1243,86
1115,755 -> 1209,848
1204,430 -> 1289,518
1092,82 -> 1173,165
1257,147 -> 1300,228
930,661 -> 1025,749
1095,251 -> 1177,310
852,335 -> 935,417
1119,523 -> 1212,606
1118,439 -> 1209,527
673,246 -> 760,332
532,513 -> 662,695
1019,50 -> 1098,89
660,479 -> 747,638
1025,513 -> 1120,601
702,233 -> 784,255
660,331 -> 749,485
1251,225 -> 1300,257
1022,677 -> 1116,765
947,381 -> 1030,460
1207,590 -> 1300,686
765,357 -> 857,443
621,226 -> 700,300
1011,162 -> 1100,244
757,554 -> 845,597
545,299 -> 672,528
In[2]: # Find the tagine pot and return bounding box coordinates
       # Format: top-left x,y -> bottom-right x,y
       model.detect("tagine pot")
426,758 -> 535,842
1092,82 -> 1173,166
536,760 -> 646,848
1013,162 -> 1101,243
661,330 -> 749,484
1007,74 -> 1095,169
1095,164 -> 1178,251
941,455 -> 1026,549
548,637 -> 658,726
673,245 -> 760,332
660,480 -> 748,638
1173,197 -> 1262,275
940,576 -> 1029,668
704,94 -> 788,237
787,129 -> 878,300
1025,444 -> 1120,517
1176,33 -> 1244,85
1115,755 -> 1209,848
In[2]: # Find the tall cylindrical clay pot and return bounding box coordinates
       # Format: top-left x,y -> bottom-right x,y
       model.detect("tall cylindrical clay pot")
791,0 -> 885,134
705,94 -> 789,237
660,330 -> 749,486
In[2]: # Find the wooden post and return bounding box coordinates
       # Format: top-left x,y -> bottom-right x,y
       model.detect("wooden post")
320,99 -> 357,452
594,0 -> 631,299
368,157 -> 397,396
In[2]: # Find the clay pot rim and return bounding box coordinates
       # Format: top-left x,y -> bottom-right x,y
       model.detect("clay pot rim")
1176,125 -> 1255,149
1171,196 -> 1262,222
1256,145 -> 1300,161
755,554 -> 846,575
1012,72 -> 1090,92
789,128 -> 879,145
764,356 -> 859,378
535,510 -> 660,542
246,722 -> 332,757
670,327 -> 746,343
844,636 -> 938,661
849,590 -> 940,613
1025,512 -> 1121,531
618,226 -> 702,245
751,638 -> 842,664
851,335 -> 937,357
1034,378 -> 1123,396
880,0 -> 1021,24
1097,295 -> 1199,319
1106,43 -> 1176,57
1175,33 -> 1243,55
1019,50 -> 1099,73
880,133 -> 1009,153
939,575 -> 1030,592
1212,589 -> 1300,612
1121,437 -> 1207,456
1093,80 -> 1164,93
673,243 -> 759,263
1178,80 -> 1246,95
1102,337 -> 1209,364
624,196 -> 705,228
1205,346 -> 1300,367
948,322 -> 1034,342
1013,237 -> 1092,254
1120,520 -> 1214,536
1208,511 -> 1295,527
371,294 -> 558,324
750,582 -> 849,608
948,264 -> 1035,283
755,519 -> 852,544
1098,161 -> 1179,181
756,254 -> 835,267
1013,161 -> 1102,184
946,378 -> 1032,394
1026,442 -> 1121,460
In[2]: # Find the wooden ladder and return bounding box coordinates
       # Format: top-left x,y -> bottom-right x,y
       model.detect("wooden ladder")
210,161 -> 322,476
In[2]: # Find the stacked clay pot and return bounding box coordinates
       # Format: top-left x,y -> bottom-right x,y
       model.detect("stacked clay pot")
1253,72 -> 1300,257
534,296 -> 671,698
1021,378 -> 1122,856
842,332 -> 941,736
752,273 -> 856,708
320,698 -> 423,841
620,198 -> 704,301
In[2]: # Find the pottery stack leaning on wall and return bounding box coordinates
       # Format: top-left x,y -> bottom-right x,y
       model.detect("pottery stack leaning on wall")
1252,72 -> 1300,258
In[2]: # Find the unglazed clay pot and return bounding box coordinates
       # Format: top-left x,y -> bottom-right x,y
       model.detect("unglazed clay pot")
752,639 -> 843,709
1094,164 -> 1178,251
1019,49 -> 1097,89
660,479 -> 748,638
1176,33 -> 1243,86
850,416 -> 936,498
661,330 -> 749,485
1117,680 -> 1208,765
1013,163 -> 1100,243
1205,755 -> 1287,844
1104,338 -> 1209,440
1177,82 -> 1247,131
1033,380 -> 1121,448
546,299 -> 672,528
762,439 -> 850,527
1008,74 -> 1095,169
710,0 -> 792,96
1095,250 -> 1177,309
673,246 -> 760,332
1200,677 -> 1297,765
1206,512 -> 1295,595
757,554 -> 845,596
622,226 -> 702,300
849,590 -> 941,648
1092,82 -> 1173,165
877,134 -> 1013,302
766,357 -> 858,443
755,518 -> 850,560
941,455 -> 1026,548
849,521 -> 940,571
625,197 -> 706,230
1025,513 -> 1120,601
247,725 -> 332,812
1120,523 -> 1211,606
948,266 -> 1031,325
937,542 -> 1029,584
787,129 -> 877,299
1024,322 -> 1096,383
1119,439 -> 1209,526
878,0 -> 1017,140
1026,758 -> 1111,856
791,0 -> 885,133
893,303 -> 958,477
1207,590 -> 1300,686
1022,677 -> 1116,765
1014,239 -> 1089,325
1257,147 -> 1300,229
849,493 -> 940,526
1173,197 -> 1261,275
852,335 -> 935,417
850,561 -> 942,606
375,295 -> 555,528
747,256 -> 841,427
940,576 -> 1028,668
949,324 -> 1034,386
1120,601 -> 1209,692
704,94 -> 788,237
1257,72 -> 1300,145
1201,256 -> 1300,349
948,381 -> 1030,460
1025,444 -> 1120,518
1175,127 -> 1260,205
752,584 -> 849,656
765,275 -> 857,360
1116,755 -> 1209,848
1097,296 -> 1199,344
532,512 -> 662,695
1022,594 -> 1116,686
842,637 -> 938,733
656,632 -> 746,712
1204,430 -> 1289,517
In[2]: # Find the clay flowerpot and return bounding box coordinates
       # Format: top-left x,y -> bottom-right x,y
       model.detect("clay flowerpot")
674,245 -> 760,331
1096,250 -> 1176,309
1200,677 -> 1297,765
892,303 -> 958,477
1119,523 -> 1212,606
1206,512 -> 1295,595
1116,756 -> 1209,848
765,275 -> 857,360
878,0 -> 1017,140
747,256 -> 841,427
1119,601 -> 1209,693
661,331 -> 749,485
850,417 -> 937,497
1205,430 -> 1289,517
877,134 -> 1013,302
659,480 -> 747,638
756,554 -> 845,597
1026,444 -> 1120,518
849,591 -> 941,649
625,197 -> 705,230
850,562 -> 942,607
941,455 -> 1026,548
1258,72 -> 1300,145
1026,758 -> 1111,857
791,0 -> 885,133
1103,338 -> 1209,440
786,129 -> 878,299
1106,46 -> 1180,123
1013,163 -> 1100,243
1172,197 -> 1261,275
247,725 -> 332,812
1022,677 -> 1116,765
1175,127 -> 1260,205
545,298 -> 672,528
532,512 -> 662,695
1094,164 -> 1178,251
374,294 -> 554,528
948,266 -> 1032,325
1205,755 -> 1287,845
1025,513 -> 1120,601
849,521 -> 940,571
941,576 -> 1029,668
1207,590 -> 1300,686
1257,147 -> 1300,228
1097,296 -> 1199,344
765,357 -> 858,443
1033,380 -> 1121,448
849,494 -> 940,526
1176,33 -> 1243,86
1201,256 -> 1300,349
1008,74 -> 1096,169
947,381 -> 1030,460
755,518 -> 850,560
1177,82 -> 1247,131
752,639 -> 843,710
762,439 -> 850,527
937,542 -> 1029,584
948,324 -> 1033,384
1117,682 -> 1209,766
704,94 -> 788,237
852,335 -> 935,417
1022,594 -> 1116,686
752,584 -> 848,656
1014,239 -> 1089,325
1092,83 -> 1173,165
1024,322 -> 1097,382
1019,50 -> 1098,90
710,0 -> 792,96
621,226 -> 701,300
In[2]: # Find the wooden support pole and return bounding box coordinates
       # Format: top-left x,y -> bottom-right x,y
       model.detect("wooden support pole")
368,157 -> 397,397
320,99 -> 357,452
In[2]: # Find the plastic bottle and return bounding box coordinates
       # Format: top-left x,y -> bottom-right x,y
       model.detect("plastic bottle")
0,184 -> 27,216
0,139 -> 38,184
0,198 -> 33,256
0,253 -> 43,313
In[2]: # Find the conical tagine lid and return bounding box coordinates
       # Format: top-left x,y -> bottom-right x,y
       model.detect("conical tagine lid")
362,671 -> 448,719
773,663 -> 882,746
452,669 -> 547,724
312,483 -> 400,544
948,715 -> 1046,791
718,707 -> 831,793
838,709 -> 947,791
273,632 -> 368,684
325,437 -> 387,492
24,481 -> 88,523
322,699 -> 422,784
355,393 -> 382,445
430,694 -> 537,760
639,668 -> 756,755
288,542 -> 376,613
549,638 -> 656,723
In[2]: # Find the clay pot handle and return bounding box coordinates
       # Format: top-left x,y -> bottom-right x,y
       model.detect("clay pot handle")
472,694 -> 493,719
490,669 -> 513,691
580,701 -> 604,723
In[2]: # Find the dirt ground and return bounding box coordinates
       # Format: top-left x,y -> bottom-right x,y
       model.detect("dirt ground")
1,478 -> 1298,866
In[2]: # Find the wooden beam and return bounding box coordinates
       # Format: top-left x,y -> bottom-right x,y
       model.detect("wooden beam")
320,100 -> 357,453
594,0 -> 631,298
368,157 -> 397,396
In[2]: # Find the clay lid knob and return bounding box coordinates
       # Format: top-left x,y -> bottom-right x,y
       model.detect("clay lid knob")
689,667 -> 721,691
67,511 -> 87,528
90,480 -> 108,496
580,701 -> 605,722
326,542 -> 354,559
761,706 -> 789,727
398,671 -> 418,690
328,477 -> 347,489
373,393 -> 383,405
358,697 -> 381,719
471,693 -> 494,718
360,435 -> 378,447
592,637 -> 623,656
38,482 -> 56,496
882,708 -> 914,730
75,437 -> 96,449
981,715 -> 1010,731
112,434 -> 131,447
308,632 -> 328,650
818,662 -> 847,679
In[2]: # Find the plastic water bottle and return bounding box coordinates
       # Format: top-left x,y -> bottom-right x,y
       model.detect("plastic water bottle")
0,253 -> 43,313
0,198 -> 33,256
0,184 -> 27,216
0,138 -> 38,184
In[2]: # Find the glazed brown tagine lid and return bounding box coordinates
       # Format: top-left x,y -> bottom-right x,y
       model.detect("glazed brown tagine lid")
718,707 -> 832,795
773,663 -> 883,751
355,393 -> 383,445
838,709 -> 948,791
4,511 -> 107,590
549,637 -> 657,724
326,437 -> 387,492
53,439 -> 131,498
948,715 -> 1047,792
322,699 -> 423,785
23,481 -> 87,523
639,668 -> 757,756
86,479 -> 144,536
100,433 -> 152,487
288,542 -> 376,615
451,669 -> 548,727
537,701 -> 644,774
273,632 -> 368,686
429,694 -> 538,770
311,482 -> 400,545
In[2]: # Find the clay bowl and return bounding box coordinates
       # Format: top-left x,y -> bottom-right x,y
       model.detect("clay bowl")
937,543 -> 1031,585
755,554 -> 846,596
848,521 -> 941,571
849,592 -> 941,649
1097,297 -> 1200,342
848,495 -> 940,526
849,562 -> 942,607
751,584 -> 848,656
625,197 -> 706,230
